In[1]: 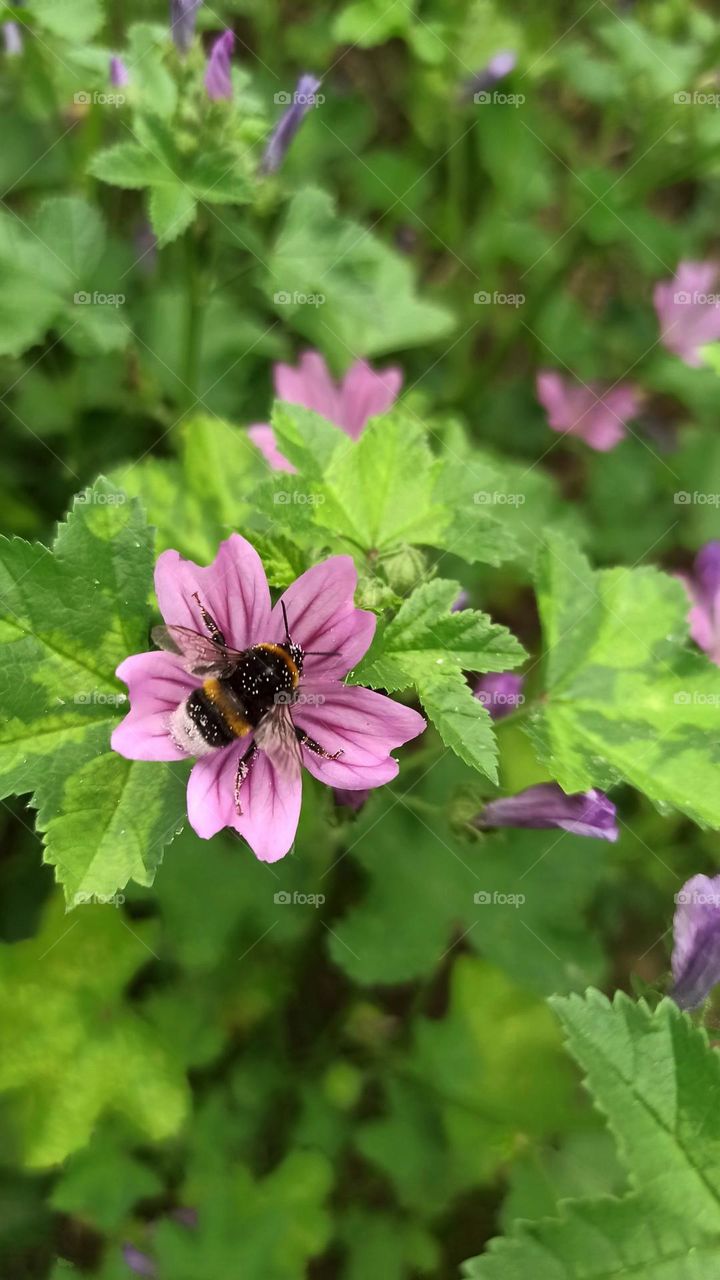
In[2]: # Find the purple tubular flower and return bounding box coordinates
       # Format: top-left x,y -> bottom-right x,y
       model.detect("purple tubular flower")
654,260 -> 720,367
260,73 -> 322,175
122,1245 -> 157,1278
451,590 -> 470,612
249,350 -> 402,472
205,29 -> 234,100
671,874 -> 720,1009
170,0 -> 202,54
111,537 -> 426,863
333,788 -> 370,812
475,783 -> 619,841
3,21 -> 22,55
474,672 -> 524,720
110,55 -> 129,87
678,541 -> 720,665
536,371 -> 639,452
462,49 -> 517,99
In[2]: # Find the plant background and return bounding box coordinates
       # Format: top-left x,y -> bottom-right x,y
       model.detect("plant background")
2,0 -> 720,1277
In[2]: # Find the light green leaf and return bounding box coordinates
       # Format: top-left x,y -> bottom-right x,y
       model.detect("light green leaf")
31,0 -> 103,41
148,181 -> 197,245
269,187 -> 454,361
530,532 -> 720,827
463,993 -> 720,1278
0,895 -> 188,1167
0,478 -> 183,902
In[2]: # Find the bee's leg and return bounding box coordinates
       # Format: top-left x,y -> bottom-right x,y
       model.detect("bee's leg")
234,741 -> 258,814
295,728 -> 343,761
192,591 -> 227,647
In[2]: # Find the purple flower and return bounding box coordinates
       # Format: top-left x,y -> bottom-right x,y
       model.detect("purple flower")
333,788 -> 369,812
110,55 -> 129,87
474,672 -> 524,720
536,371 -> 640,452
451,590 -> 470,612
170,0 -> 202,54
122,1245 -> 157,1278
3,21 -> 22,55
654,261 -> 720,367
111,537 -> 425,863
205,30 -> 234,101
260,73 -> 322,175
249,351 -> 403,472
462,49 -> 517,100
671,874 -> 720,1009
475,783 -> 619,841
678,541 -> 720,666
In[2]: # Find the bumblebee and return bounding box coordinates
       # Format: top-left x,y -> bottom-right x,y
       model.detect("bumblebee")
153,594 -> 341,812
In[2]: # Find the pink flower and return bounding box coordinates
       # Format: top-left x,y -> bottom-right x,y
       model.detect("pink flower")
678,541 -> 720,665
536,371 -> 639,452
654,261 -> 720,367
111,536 -> 425,863
204,30 -> 234,101
249,351 -> 403,471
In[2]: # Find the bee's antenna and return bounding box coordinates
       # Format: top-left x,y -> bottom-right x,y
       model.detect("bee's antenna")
281,600 -> 291,644
304,649 -> 341,657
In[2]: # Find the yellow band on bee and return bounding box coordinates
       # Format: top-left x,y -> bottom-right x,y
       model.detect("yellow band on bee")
202,678 -> 251,737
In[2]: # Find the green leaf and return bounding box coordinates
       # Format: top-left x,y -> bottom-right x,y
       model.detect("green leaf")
355,578 -> 526,690
463,993 -> 720,1278
530,532 -> 720,827
31,0 -> 103,41
50,1132 -> 163,1231
0,478 -> 184,902
269,187 -> 454,361
0,895 -> 188,1167
34,196 -> 105,282
417,676 -> 500,780
88,142 -> 163,190
148,181 -> 197,246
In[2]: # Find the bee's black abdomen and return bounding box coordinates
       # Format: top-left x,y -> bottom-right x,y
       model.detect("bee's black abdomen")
186,687 -> 237,748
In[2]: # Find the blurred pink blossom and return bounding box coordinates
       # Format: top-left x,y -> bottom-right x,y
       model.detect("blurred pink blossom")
654,260 -> 720,367
536,371 -> 639,451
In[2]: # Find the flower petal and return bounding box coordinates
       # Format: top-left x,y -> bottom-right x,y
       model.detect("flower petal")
187,741 -> 301,860
337,360 -> 403,438
247,424 -> 296,473
154,534 -> 272,650
111,651 -> 195,761
270,556 -> 376,680
294,682 -> 426,789
274,351 -> 341,424
672,873 -> 720,1009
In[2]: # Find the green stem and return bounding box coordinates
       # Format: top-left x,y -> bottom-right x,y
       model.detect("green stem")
182,225 -> 203,413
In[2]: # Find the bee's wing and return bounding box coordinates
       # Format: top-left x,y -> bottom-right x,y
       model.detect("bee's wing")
254,704 -> 302,781
151,624 -> 245,677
